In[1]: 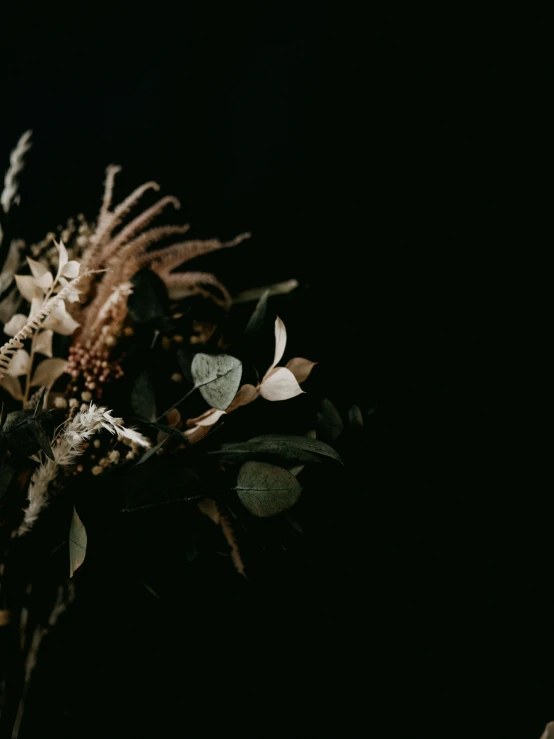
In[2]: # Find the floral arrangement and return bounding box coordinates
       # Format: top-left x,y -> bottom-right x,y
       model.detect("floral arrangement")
0,132 -> 358,735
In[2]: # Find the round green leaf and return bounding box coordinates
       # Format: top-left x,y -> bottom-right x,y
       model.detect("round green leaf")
236,461 -> 302,517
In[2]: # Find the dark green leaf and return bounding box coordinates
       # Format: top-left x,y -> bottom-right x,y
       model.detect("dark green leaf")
135,435 -> 168,466
317,398 -> 344,440
128,269 -> 170,322
210,434 -> 342,466
131,370 -> 157,423
236,461 -> 302,517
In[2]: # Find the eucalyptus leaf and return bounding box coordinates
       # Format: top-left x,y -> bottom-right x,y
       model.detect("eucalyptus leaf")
131,370 -> 157,423
191,353 -> 242,410
212,435 -> 342,467
236,461 -> 302,517
69,506 -> 87,577
244,289 -> 269,337
317,398 -> 344,440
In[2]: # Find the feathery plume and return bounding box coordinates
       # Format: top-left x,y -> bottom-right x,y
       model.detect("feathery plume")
14,403 -> 150,536
1,130 -> 32,214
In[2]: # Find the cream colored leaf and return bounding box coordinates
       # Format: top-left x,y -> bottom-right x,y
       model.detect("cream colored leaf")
267,316 -> 287,374
69,506 -> 87,577
0,375 -> 23,400
35,270 -> 53,291
3,313 -> 27,337
61,260 -> 80,279
26,257 -> 49,279
14,274 -> 37,302
259,367 -> 304,401
34,329 -> 53,357
42,300 -> 80,335
30,357 -> 68,387
187,408 -> 226,428
29,296 -> 43,316
285,357 -> 317,384
7,348 -> 31,377
56,240 -> 68,273
183,425 -> 211,443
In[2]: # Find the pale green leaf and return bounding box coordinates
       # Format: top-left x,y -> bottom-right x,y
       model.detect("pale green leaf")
191,353 -> 242,410
69,506 -> 87,577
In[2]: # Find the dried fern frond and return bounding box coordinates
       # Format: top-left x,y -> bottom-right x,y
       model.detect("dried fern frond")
140,233 -> 251,276
162,270 -> 232,309
70,167 -> 250,350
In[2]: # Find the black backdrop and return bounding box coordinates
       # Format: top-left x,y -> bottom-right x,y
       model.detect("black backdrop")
1,7 -> 549,738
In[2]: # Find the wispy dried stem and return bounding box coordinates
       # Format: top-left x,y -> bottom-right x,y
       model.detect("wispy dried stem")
1,130 -> 32,214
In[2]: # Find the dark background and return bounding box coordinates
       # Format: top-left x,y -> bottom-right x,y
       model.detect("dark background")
1,6 -> 549,738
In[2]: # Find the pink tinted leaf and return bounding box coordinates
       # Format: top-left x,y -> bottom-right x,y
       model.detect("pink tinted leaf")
285,357 -> 317,383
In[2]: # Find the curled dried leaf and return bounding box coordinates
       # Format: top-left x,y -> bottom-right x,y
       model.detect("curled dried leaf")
285,357 -> 317,383
226,383 -> 259,412
266,316 -> 287,375
0,375 -> 23,400
187,408 -> 226,428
